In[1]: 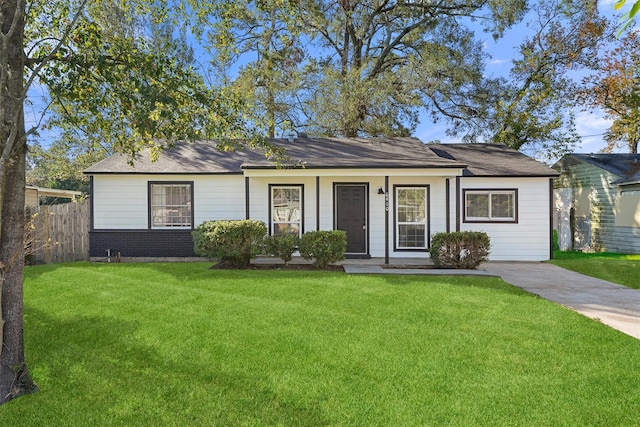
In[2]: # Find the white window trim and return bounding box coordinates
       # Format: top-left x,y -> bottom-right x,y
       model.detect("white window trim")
270,185 -> 303,237
464,189 -> 517,222
149,182 -> 193,229
395,186 -> 429,250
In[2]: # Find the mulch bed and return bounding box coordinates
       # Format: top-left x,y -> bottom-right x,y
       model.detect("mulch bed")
210,260 -> 344,272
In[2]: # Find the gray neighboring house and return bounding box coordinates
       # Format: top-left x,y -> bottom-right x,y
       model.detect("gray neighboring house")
84,137 -> 559,261
553,153 -> 640,253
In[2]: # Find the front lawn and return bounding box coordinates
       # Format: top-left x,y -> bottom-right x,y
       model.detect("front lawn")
549,251 -> 640,289
3,262 -> 639,425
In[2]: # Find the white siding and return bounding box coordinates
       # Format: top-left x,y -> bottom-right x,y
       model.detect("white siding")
92,174 -> 246,229
93,175 -> 149,229
251,173 -> 448,258
194,176 -> 246,224
458,177 -> 552,261
93,171 -> 553,261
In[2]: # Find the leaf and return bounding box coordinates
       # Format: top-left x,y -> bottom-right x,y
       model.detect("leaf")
615,0 -> 627,11
630,0 -> 640,18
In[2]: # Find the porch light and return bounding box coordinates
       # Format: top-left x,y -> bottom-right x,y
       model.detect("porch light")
377,187 -> 385,195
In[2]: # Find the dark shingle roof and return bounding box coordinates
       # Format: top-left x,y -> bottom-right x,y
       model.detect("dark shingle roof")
242,137 -> 465,169
84,137 -> 557,177
84,142 -> 262,175
555,154 -> 640,185
430,143 -> 560,177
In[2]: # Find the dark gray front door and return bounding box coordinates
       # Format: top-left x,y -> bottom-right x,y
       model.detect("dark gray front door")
335,184 -> 367,254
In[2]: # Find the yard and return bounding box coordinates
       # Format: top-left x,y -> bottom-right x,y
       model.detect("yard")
549,251 -> 640,289
2,262 -> 639,425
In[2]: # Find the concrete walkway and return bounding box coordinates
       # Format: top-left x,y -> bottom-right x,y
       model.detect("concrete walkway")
481,262 -> 640,340
342,260 -> 640,340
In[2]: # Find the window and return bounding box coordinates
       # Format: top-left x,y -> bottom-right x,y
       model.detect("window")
271,185 -> 302,236
396,186 -> 429,249
149,182 -> 193,229
464,189 -> 517,222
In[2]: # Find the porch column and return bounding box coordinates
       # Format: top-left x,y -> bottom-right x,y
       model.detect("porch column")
455,176 -> 461,231
384,175 -> 389,265
245,177 -> 250,219
316,176 -> 320,231
445,179 -> 450,233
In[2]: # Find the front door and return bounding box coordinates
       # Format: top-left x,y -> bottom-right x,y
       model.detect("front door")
335,184 -> 368,254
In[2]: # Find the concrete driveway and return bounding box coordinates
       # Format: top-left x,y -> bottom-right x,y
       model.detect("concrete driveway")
482,262 -> 640,340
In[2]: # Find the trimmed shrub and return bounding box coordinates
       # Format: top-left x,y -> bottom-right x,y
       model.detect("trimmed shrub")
429,231 -> 490,269
264,233 -> 300,266
192,220 -> 267,267
299,230 -> 347,268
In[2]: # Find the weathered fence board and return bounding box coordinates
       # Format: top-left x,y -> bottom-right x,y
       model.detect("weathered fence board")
28,199 -> 90,264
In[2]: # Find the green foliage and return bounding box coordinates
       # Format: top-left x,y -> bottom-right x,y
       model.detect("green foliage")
192,220 -> 267,267
615,0 -> 640,34
298,230 -> 346,269
429,231 -> 491,269
264,233 -> 299,266
178,0 -> 607,157
198,0 -> 304,138
31,1 -> 276,163
185,0 -> 529,138
579,30 -> 640,154
471,1 -> 606,159
27,138 -> 107,195
552,230 -> 559,251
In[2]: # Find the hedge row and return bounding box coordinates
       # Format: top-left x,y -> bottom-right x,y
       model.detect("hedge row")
192,220 -> 347,268
193,220 -> 490,270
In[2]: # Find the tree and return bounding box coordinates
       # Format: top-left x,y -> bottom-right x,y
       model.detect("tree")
191,0 -> 529,138
1,0 -> 56,404
579,31 -> 640,153
27,137 -> 107,195
38,3 -> 267,161
1,0 -> 270,404
468,0 -> 608,160
188,0 -> 608,158
189,0 -> 306,138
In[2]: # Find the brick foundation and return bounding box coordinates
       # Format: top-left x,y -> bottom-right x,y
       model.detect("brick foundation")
90,230 -> 196,258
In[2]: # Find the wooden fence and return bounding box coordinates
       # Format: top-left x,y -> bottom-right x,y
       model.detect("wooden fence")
27,199 -> 90,264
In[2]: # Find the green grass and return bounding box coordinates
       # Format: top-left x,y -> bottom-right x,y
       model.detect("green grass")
2,262 -> 639,425
549,251 -> 640,289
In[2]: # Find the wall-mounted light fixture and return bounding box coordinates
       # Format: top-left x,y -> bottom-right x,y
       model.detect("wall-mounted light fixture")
377,186 -> 385,195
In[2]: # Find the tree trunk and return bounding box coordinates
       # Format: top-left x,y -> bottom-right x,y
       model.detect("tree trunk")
0,0 -> 38,404
0,135 -> 37,404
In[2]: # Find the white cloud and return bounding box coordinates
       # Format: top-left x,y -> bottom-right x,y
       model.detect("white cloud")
488,58 -> 511,66
574,109 -> 614,153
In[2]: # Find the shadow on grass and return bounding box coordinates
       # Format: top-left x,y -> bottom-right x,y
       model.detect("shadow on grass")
23,306 -> 329,425
55,260 -> 536,299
